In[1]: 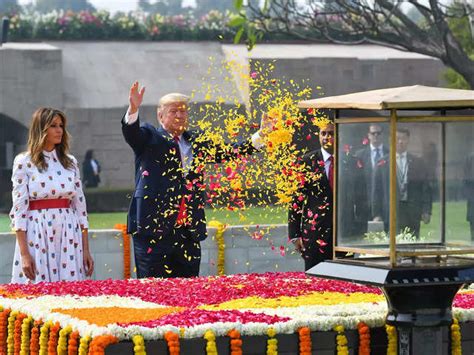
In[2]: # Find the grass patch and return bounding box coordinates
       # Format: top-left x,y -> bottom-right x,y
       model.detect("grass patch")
1,202 -> 469,242
0,206 -> 287,233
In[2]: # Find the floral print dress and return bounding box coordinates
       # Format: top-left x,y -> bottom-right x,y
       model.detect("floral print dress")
9,150 -> 89,283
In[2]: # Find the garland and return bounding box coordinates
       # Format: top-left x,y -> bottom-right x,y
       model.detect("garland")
115,224 -> 131,279
78,335 -> 91,355
38,321 -> 51,355
357,322 -> 370,355
57,325 -> 72,355
0,309 -> 11,354
208,221 -> 227,275
132,334 -> 146,355
88,335 -> 118,355
385,324 -> 397,355
204,330 -> 217,355
228,329 -> 242,355
30,320 -> 41,355
47,323 -> 60,355
450,318 -> 461,355
20,316 -> 32,355
13,313 -> 27,355
266,327 -> 278,355
298,327 -> 311,355
333,325 -> 349,355
6,310 -> 18,355
67,331 -> 79,355
164,331 -> 179,355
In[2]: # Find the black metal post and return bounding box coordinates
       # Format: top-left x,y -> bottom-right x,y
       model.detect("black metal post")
307,260 -> 474,355
1,17 -> 9,45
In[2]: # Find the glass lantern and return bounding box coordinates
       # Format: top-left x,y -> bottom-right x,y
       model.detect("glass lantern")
300,86 -> 474,268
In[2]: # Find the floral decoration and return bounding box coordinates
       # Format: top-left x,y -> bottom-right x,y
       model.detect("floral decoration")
0,272 -> 472,354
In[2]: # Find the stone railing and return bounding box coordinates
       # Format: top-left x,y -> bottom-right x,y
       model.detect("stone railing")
0,224 -> 303,283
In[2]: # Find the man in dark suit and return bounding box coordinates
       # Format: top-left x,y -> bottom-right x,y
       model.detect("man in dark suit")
122,81 -> 270,278
82,150 -> 101,188
464,153 -> 474,241
373,128 -> 432,237
354,124 -> 388,223
288,122 -> 335,270
288,122 -> 366,270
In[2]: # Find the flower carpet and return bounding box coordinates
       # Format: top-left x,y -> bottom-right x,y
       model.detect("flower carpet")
0,272 -> 473,354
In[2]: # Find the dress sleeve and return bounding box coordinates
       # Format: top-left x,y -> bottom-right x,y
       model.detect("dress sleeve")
9,154 -> 29,231
70,156 -> 89,228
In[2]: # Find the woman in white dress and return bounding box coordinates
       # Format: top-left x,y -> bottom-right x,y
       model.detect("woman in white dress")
9,107 -> 94,283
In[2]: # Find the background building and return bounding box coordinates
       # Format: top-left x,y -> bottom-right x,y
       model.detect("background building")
0,41 -> 447,210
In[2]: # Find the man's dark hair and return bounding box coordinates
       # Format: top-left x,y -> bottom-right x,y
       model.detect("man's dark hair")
397,128 -> 410,137
85,149 -> 94,160
369,123 -> 383,132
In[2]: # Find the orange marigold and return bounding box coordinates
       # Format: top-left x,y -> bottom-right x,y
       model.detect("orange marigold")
88,335 -> 119,355
47,323 -> 60,355
67,331 -> 80,355
13,313 -> 27,355
228,329 -> 242,355
164,331 -> 180,355
298,327 -> 312,355
29,321 -> 41,355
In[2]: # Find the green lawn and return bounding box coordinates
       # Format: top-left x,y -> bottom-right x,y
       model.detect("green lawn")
1,202 -> 470,242
420,201 -> 471,242
0,206 -> 288,232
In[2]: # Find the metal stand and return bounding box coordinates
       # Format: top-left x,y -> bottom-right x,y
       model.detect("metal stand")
307,258 -> 474,355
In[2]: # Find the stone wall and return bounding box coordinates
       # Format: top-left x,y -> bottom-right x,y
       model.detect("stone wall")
0,43 -> 63,130
0,42 -> 449,190
0,224 -> 302,283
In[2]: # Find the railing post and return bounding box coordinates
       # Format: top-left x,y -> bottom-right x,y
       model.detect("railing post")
1,17 -> 10,46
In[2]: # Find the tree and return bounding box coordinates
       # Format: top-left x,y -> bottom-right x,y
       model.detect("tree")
138,0 -> 184,15
234,0 -> 474,88
444,0 -> 473,89
194,0 -> 234,17
34,0 -> 95,13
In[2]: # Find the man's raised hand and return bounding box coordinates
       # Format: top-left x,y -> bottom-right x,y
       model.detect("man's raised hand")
129,81 -> 146,114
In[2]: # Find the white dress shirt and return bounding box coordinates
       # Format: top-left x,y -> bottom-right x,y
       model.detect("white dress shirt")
321,147 -> 333,179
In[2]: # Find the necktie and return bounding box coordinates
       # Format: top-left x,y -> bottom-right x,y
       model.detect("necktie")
328,155 -> 334,190
174,136 -> 188,226
174,136 -> 182,166
374,147 -> 381,165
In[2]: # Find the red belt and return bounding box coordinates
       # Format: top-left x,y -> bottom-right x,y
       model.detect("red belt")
29,199 -> 71,211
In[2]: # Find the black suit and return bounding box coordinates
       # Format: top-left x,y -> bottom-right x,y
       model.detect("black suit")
122,115 -> 256,278
288,150 -> 366,270
288,150 -> 333,270
373,152 -> 432,237
354,145 -> 389,221
82,159 -> 101,188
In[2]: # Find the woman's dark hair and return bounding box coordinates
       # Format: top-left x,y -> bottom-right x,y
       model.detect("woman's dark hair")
28,107 -> 74,171
85,149 -> 94,160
